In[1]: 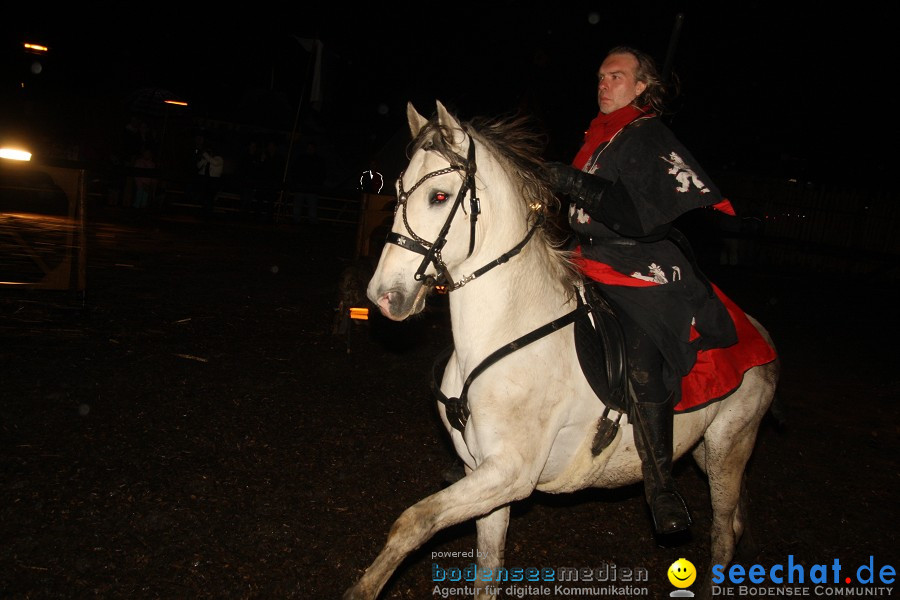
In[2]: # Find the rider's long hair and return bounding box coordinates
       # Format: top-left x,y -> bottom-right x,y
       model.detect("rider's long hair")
606,45 -> 675,116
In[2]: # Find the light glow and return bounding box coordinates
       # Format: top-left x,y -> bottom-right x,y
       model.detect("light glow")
164,100 -> 188,106
0,148 -> 32,161
24,43 -> 48,52
349,307 -> 369,321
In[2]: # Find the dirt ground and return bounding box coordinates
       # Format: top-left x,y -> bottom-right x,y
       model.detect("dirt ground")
1,209 -> 897,599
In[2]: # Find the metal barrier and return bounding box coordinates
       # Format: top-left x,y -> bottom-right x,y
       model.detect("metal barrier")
0,161 -> 87,290
710,173 -> 899,276
138,180 -> 365,228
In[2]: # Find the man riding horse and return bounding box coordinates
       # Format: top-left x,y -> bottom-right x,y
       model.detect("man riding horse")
548,46 -> 743,535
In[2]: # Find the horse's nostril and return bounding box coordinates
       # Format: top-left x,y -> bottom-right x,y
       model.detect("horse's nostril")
375,291 -> 403,320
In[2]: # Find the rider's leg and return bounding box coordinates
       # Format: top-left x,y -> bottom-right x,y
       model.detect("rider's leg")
620,312 -> 692,535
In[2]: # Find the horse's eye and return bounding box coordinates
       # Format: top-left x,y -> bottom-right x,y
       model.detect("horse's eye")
431,191 -> 450,205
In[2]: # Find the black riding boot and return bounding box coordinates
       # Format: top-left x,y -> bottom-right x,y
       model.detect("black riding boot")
631,396 -> 692,535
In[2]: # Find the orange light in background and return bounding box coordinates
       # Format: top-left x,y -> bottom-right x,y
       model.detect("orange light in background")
349,307 -> 369,321
24,43 -> 48,52
164,100 -> 188,106
0,148 -> 32,161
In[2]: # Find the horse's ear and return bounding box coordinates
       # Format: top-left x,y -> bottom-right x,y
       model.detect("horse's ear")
435,101 -> 466,147
407,102 -> 429,138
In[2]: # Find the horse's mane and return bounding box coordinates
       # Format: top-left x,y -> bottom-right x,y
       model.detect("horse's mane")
410,111 -> 580,288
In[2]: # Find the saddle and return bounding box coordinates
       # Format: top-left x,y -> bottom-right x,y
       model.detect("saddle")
574,282 -> 631,455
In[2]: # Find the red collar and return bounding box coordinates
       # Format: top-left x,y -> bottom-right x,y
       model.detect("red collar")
572,105 -> 652,169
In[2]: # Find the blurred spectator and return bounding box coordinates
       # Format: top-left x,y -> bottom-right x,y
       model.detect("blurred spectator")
240,139 -> 265,217
196,142 -> 224,218
256,140 -> 284,223
133,147 -> 157,209
292,142 -> 327,225
184,132 -> 208,206
123,116 -> 143,163
123,116 -> 157,164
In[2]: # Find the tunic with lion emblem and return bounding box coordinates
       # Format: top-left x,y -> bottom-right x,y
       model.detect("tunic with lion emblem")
568,114 -> 738,388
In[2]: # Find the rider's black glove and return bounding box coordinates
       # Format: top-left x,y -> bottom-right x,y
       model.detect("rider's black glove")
546,162 -> 612,217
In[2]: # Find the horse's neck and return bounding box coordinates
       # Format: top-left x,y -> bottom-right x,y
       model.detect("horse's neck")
445,152 -> 574,363
447,243 -> 572,364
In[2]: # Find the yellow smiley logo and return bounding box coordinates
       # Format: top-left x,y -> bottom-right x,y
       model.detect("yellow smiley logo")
668,558 -> 697,588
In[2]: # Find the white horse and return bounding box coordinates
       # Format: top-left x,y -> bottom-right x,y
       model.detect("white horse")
346,101 -> 779,600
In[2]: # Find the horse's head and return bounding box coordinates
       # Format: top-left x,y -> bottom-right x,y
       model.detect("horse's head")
367,101 -> 483,321
367,100 -> 569,322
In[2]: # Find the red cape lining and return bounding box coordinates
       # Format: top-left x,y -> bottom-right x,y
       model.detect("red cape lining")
676,284 -> 777,412
573,251 -> 777,411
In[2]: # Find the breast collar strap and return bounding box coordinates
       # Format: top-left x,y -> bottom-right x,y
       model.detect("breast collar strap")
432,289 -> 592,431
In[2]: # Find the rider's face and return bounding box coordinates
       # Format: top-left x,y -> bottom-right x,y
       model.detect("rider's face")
596,53 -> 647,114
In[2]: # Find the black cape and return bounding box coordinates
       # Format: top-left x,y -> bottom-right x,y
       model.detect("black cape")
569,116 -> 737,388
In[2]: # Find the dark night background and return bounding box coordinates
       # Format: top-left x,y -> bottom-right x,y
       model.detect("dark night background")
2,5 -> 898,600
0,3 -> 887,188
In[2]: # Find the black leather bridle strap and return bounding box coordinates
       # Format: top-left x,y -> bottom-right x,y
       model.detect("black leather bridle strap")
390,139 -> 477,287
384,231 -> 429,256
433,291 -> 591,431
386,130 -> 541,292
447,213 -> 544,290
413,182 -> 467,286
466,178 -> 480,257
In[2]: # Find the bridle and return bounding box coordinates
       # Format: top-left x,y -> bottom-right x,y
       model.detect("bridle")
384,135 -> 478,290
385,130 -> 543,291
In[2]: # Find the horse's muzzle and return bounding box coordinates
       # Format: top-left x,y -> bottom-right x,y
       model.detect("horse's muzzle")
370,284 -> 429,321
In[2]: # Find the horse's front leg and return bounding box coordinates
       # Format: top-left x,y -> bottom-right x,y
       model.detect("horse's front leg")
343,456 -> 530,600
474,504 -> 510,599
